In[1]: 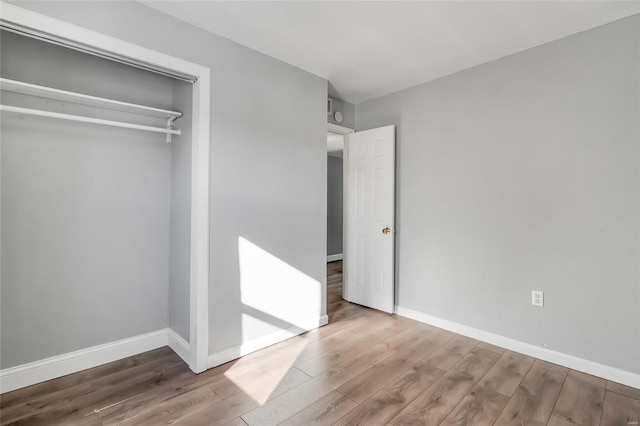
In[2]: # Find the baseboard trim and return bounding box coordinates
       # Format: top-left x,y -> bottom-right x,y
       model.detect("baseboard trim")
0,328 -> 191,394
208,315 -> 329,368
167,329 -> 191,366
327,253 -> 343,262
395,306 -> 640,390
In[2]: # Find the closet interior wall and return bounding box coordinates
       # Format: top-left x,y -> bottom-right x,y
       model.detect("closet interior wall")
0,30 -> 191,368
169,77 -> 192,343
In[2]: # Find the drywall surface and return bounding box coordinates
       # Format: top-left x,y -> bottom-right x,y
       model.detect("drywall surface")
0,31 -> 173,368
328,97 -> 355,129
356,15 -> 640,374
327,156 -> 343,256
12,1 -> 328,355
168,80 -> 193,342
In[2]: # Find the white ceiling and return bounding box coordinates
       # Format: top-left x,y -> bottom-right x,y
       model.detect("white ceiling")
141,1 -> 640,104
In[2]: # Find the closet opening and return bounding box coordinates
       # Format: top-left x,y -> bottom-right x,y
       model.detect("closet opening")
0,5 -> 211,392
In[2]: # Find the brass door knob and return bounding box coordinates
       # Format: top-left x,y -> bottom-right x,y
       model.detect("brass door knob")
382,227 -> 391,234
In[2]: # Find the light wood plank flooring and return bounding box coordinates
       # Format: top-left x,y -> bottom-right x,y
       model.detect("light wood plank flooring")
1,261 -> 638,425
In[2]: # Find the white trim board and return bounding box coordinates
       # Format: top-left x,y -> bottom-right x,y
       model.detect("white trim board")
395,306 -> 640,390
0,3 -> 205,78
208,315 -> 329,368
0,328 -> 191,394
0,2 -> 211,374
327,253 -> 343,262
168,329 -> 191,365
327,122 -> 354,135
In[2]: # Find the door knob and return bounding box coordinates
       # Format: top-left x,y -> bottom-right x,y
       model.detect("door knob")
382,227 -> 391,234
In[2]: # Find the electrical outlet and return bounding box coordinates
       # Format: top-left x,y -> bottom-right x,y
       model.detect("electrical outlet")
532,290 -> 544,307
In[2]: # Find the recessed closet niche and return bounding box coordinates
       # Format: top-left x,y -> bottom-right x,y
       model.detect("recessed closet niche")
0,30 -> 192,369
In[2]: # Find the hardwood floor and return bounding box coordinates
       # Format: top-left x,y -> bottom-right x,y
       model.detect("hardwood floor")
1,260 -> 638,426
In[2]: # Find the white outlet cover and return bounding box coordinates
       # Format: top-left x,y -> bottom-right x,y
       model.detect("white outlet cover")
532,290 -> 544,307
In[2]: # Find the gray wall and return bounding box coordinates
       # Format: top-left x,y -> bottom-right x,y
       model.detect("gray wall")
327,156 -> 343,256
14,1 -> 328,356
356,15 -> 640,374
169,81 -> 193,342
328,97 -> 355,129
0,31 -> 175,368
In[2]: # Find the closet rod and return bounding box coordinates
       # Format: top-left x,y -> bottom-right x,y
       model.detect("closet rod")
0,105 -> 181,136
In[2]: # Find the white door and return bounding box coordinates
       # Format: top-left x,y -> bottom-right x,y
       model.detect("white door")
344,125 -> 395,313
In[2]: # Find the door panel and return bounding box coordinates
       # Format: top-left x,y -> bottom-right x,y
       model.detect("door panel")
344,125 -> 395,313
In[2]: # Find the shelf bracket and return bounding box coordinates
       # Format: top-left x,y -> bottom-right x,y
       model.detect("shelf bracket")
167,116 -> 179,144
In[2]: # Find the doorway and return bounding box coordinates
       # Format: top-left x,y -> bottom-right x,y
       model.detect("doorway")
327,131 -> 345,263
326,123 -> 396,320
326,124 -> 353,321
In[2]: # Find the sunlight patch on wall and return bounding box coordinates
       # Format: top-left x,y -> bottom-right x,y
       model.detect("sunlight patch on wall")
238,236 -> 321,329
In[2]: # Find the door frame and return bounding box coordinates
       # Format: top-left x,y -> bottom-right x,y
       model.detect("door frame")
1,3 -> 211,373
327,123 -> 354,136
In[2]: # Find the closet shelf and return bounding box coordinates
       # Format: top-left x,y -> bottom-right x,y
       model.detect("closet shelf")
0,78 -> 182,119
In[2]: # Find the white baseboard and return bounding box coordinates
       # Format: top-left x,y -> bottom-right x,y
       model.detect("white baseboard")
0,328 -> 191,394
168,329 -> 191,366
208,315 -> 329,368
327,253 -> 343,262
395,306 -> 640,390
